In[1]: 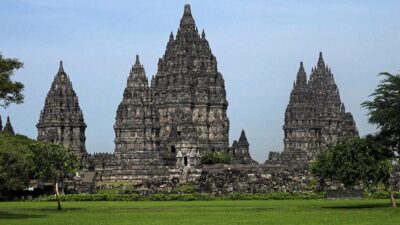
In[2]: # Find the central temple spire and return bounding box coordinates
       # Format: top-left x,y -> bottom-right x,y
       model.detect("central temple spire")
158,4 -> 215,74
152,3 -> 230,158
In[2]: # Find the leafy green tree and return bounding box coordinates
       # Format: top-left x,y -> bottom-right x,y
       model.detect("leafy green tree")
31,142 -> 79,210
310,150 -> 334,191
0,133 -> 35,196
312,136 -> 396,207
362,72 -> 400,156
0,53 -> 24,108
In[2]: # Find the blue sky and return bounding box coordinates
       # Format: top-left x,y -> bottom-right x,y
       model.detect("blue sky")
1,0 -> 399,162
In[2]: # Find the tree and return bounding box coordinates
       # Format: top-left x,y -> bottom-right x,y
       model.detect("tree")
31,142 -> 78,210
0,53 -> 24,108
362,72 -> 400,156
312,136 -> 397,207
310,149 -> 334,191
0,133 -> 35,196
0,131 -> 79,208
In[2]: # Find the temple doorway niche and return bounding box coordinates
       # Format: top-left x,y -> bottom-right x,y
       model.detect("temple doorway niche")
184,156 -> 188,166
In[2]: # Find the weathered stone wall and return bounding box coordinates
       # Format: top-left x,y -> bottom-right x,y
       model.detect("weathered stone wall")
81,156 -> 400,194
105,163 -> 313,194
194,164 -> 311,194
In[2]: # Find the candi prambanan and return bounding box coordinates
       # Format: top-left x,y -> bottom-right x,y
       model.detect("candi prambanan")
36,4 -> 358,192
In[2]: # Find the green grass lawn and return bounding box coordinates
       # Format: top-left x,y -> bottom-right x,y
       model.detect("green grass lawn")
0,199 -> 399,225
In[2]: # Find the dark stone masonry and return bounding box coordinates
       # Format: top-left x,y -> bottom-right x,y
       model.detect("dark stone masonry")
3,116 -> 15,135
37,61 -> 87,157
0,115 -> 15,135
266,53 -> 358,167
36,4 -> 370,193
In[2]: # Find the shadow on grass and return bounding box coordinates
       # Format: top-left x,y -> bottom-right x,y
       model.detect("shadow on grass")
323,203 -> 389,209
0,211 -> 47,219
119,206 -> 273,213
35,207 -> 83,212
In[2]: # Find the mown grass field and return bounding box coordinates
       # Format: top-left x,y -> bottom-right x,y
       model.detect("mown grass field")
0,199 -> 399,225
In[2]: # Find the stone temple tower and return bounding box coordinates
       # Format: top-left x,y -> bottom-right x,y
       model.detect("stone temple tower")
37,61 -> 87,157
230,130 -> 255,164
108,4 -> 242,181
276,52 -> 358,164
151,4 -> 230,158
113,55 -> 174,181
114,55 -> 154,158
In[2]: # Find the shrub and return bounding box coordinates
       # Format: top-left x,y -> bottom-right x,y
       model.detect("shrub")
225,192 -> 323,200
366,191 -> 400,199
174,185 -> 196,194
201,152 -> 232,164
32,194 -> 144,202
29,192 -> 327,202
148,193 -> 216,201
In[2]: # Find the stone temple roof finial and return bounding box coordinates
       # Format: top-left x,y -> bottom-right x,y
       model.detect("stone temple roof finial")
317,51 -> 325,69
179,4 -> 195,31
59,60 -> 64,73
133,54 -> 142,69
135,54 -> 140,64
238,129 -> 249,145
184,4 -> 191,16
296,61 -> 307,85
298,61 -> 305,74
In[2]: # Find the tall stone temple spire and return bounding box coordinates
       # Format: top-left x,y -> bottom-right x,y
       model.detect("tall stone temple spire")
3,116 -> 15,135
37,61 -> 87,157
114,55 -> 155,154
279,52 -> 358,164
152,4 -> 230,159
113,55 -> 174,181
